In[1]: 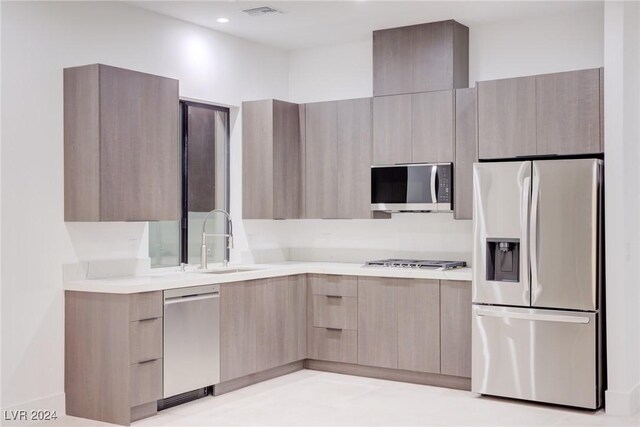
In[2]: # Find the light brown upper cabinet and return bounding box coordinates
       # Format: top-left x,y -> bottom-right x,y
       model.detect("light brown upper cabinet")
64,64 -> 179,221
411,90 -> 455,163
536,68 -> 601,155
305,98 -> 373,219
478,68 -> 604,160
454,88 -> 477,220
373,20 -> 469,97
373,91 -> 454,165
305,101 -> 339,218
477,75 -> 537,159
372,94 -> 412,165
242,99 -> 302,219
337,98 -> 372,219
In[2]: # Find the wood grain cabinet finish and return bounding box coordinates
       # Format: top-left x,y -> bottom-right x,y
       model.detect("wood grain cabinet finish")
66,291 -> 163,425
64,64 -> 179,221
337,98 -> 373,219
305,101 -> 339,218
357,277 -> 398,369
220,281 -> 257,381
454,88 -> 477,220
242,99 -> 302,219
411,90 -> 455,163
221,276 -> 307,381
535,68 -> 601,155
373,20 -> 469,96
397,279 -> 440,374
256,276 -> 307,372
440,281 -> 472,378
477,75 -> 537,159
373,94 -> 412,165
307,274 -> 358,364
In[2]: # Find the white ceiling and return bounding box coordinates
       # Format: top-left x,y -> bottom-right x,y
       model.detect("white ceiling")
129,1 -> 603,51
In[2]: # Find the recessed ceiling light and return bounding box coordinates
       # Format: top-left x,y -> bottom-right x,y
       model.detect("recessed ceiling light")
217,17 -> 229,23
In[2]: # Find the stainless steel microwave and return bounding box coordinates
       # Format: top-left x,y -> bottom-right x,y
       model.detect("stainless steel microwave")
371,163 -> 453,212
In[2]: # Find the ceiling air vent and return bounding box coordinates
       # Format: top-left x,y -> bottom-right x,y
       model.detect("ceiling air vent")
241,6 -> 282,16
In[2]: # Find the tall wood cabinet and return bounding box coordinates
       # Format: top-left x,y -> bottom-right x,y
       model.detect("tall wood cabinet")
373,20 -> 469,96
454,88 -> 477,220
242,99 -> 302,219
478,68 -> 604,159
64,64 -> 179,221
305,98 -> 372,219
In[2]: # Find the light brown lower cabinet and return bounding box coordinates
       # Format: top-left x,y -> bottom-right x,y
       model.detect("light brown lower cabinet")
440,280 -> 472,377
65,291 -> 163,426
220,276 -> 307,382
358,277 -> 440,373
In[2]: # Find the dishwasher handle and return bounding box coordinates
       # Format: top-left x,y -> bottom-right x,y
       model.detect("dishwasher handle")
164,292 -> 219,305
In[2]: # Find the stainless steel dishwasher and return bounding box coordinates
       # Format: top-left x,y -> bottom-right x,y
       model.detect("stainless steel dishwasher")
163,284 -> 220,398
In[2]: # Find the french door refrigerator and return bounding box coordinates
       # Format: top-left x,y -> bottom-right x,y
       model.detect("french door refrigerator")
472,159 -> 603,409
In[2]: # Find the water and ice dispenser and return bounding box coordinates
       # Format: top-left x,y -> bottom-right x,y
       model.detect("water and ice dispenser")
486,238 -> 520,282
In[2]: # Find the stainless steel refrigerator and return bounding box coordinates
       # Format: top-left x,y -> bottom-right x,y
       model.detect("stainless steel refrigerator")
472,159 -> 604,409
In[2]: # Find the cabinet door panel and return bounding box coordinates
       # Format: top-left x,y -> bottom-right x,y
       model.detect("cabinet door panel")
242,100 -> 274,219
477,76 -> 536,159
373,95 -> 412,165
220,282 -> 256,381
454,88 -> 477,220
373,27 -> 413,97
536,69 -> 601,155
357,277 -> 398,369
397,279 -> 440,374
100,66 -> 179,221
337,98 -> 372,219
411,90 -> 454,163
412,21 -> 454,93
441,281 -> 472,377
273,100 -> 302,219
305,101 -> 338,218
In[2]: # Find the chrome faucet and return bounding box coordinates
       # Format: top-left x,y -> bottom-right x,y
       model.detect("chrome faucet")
200,209 -> 234,270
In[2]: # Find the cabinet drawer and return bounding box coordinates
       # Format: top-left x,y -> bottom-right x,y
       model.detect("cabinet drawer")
307,327 -> 357,364
312,295 -> 357,330
309,274 -> 357,297
130,318 -> 163,364
130,359 -> 162,407
130,291 -> 162,321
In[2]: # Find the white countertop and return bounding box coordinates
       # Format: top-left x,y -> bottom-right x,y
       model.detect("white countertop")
64,262 -> 473,294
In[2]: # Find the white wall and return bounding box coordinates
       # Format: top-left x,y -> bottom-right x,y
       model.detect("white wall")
603,1 -> 640,416
1,1 -> 289,411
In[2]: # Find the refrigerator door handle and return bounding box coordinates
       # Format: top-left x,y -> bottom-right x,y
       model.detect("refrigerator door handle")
530,174 -> 540,301
475,308 -> 590,324
521,174 -> 531,301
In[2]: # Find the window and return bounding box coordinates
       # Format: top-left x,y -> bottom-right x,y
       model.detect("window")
149,100 -> 230,267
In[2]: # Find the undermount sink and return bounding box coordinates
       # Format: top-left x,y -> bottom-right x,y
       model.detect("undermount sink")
197,267 -> 259,275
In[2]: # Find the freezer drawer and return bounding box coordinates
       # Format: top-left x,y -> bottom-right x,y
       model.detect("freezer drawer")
472,305 -> 599,409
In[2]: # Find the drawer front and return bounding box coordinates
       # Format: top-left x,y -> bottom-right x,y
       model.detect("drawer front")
307,327 -> 357,364
309,274 -> 357,297
130,291 -> 163,321
312,295 -> 357,330
130,318 -> 163,364
130,359 -> 162,407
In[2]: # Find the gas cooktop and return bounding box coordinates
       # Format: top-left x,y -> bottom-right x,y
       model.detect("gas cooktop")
365,259 -> 467,270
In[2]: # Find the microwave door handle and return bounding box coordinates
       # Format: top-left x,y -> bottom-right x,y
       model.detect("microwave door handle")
430,166 -> 437,204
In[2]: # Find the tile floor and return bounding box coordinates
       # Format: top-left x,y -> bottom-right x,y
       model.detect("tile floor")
31,370 -> 639,427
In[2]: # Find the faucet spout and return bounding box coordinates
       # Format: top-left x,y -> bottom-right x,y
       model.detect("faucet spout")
200,209 -> 233,270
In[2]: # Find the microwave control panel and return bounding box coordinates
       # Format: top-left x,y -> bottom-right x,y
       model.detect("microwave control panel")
437,165 -> 452,203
